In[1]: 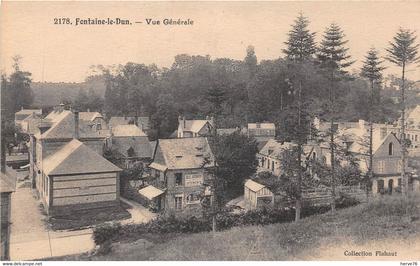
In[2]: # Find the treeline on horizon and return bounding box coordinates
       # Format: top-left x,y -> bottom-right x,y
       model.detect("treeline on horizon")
2,13 -> 420,142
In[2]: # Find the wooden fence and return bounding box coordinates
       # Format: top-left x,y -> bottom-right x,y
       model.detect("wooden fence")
274,185 -> 369,207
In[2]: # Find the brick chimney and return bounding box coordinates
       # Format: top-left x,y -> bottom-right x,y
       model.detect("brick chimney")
74,111 -> 80,139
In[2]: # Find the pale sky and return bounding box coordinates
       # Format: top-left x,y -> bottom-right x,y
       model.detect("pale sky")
1,1 -> 420,82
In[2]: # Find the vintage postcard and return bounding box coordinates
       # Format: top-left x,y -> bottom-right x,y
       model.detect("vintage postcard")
1,0 -> 420,263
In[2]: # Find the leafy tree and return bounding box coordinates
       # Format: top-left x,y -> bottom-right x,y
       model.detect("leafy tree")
360,48 -> 386,199
207,131 -> 258,201
386,28 -> 419,195
318,23 -> 354,213
150,94 -> 178,140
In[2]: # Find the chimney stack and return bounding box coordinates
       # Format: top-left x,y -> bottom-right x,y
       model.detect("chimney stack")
74,111 -> 80,139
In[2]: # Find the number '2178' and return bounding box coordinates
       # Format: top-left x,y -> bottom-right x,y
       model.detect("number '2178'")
54,18 -> 71,25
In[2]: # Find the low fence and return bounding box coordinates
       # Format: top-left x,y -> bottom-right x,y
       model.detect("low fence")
274,185 -> 369,208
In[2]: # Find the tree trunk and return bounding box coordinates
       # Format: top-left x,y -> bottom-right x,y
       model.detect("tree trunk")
295,79 -> 303,222
401,63 -> 408,196
330,71 -> 336,214
367,80 -> 374,202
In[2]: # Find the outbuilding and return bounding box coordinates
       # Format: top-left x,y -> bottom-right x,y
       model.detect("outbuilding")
40,139 -> 121,215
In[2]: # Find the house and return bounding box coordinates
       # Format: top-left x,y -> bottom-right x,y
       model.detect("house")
108,116 -> 150,133
314,118 -> 406,195
1,149 -> 16,260
29,108 -> 108,192
243,179 -> 274,210
148,137 -> 215,216
39,139 -> 121,215
177,116 -> 214,138
106,124 -> 153,169
247,123 -> 276,142
14,108 -> 42,131
79,111 -> 107,131
257,139 -> 323,176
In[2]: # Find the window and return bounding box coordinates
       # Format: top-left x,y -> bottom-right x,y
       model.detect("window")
267,159 -> 270,169
377,160 -> 385,173
388,142 -> 393,156
175,195 -> 183,210
312,152 -> 317,160
271,161 -> 275,171
398,178 -> 402,187
377,180 -> 385,194
186,192 -> 201,204
175,173 -> 183,186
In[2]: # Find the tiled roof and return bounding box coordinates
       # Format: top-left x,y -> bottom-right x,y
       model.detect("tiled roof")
112,135 -> 153,158
154,137 -> 215,170
112,125 -> 147,137
43,139 -> 121,176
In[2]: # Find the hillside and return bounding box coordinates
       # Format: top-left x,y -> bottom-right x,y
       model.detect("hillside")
31,76 -> 106,107
57,194 -> 420,261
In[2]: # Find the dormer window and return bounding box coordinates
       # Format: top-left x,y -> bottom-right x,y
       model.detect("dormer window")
389,142 -> 393,155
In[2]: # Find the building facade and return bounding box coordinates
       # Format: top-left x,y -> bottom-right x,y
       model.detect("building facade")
148,137 -> 215,216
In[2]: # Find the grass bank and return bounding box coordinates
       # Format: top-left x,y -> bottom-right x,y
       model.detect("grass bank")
54,194 -> 420,260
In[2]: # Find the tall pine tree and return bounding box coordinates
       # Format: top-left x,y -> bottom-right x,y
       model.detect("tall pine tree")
386,28 -> 419,196
282,12 -> 317,221
360,48 -> 385,201
318,23 -> 354,213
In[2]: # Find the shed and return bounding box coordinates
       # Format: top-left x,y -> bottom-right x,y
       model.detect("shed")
244,179 -> 274,210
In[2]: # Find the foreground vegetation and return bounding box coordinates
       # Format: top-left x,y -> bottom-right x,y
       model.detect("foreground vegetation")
55,194 -> 420,260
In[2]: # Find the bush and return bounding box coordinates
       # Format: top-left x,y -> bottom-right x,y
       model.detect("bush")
94,194 -> 362,245
93,222 -> 122,245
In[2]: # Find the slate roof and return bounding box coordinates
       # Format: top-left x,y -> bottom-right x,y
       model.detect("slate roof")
112,125 -> 147,137
259,139 -> 295,158
43,139 -> 121,176
112,135 -> 153,159
37,111 -> 105,139
217,128 -> 239,135
152,137 -> 215,170
109,116 -> 150,130
79,112 -> 103,122
180,120 -> 212,133
15,109 -> 42,121
0,169 -> 16,193
138,185 -> 164,200
248,123 -> 275,130
245,179 -> 266,192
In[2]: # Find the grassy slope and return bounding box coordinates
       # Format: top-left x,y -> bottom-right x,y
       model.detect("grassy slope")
58,194 -> 420,261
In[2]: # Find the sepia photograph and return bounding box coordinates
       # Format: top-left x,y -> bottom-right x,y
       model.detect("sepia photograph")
0,0 -> 420,263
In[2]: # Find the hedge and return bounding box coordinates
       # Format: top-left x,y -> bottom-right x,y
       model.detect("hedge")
93,193 -> 359,245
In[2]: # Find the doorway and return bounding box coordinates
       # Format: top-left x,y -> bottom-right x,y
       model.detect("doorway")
388,179 -> 394,194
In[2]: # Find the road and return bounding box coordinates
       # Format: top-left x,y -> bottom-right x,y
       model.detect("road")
9,185 -> 94,260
